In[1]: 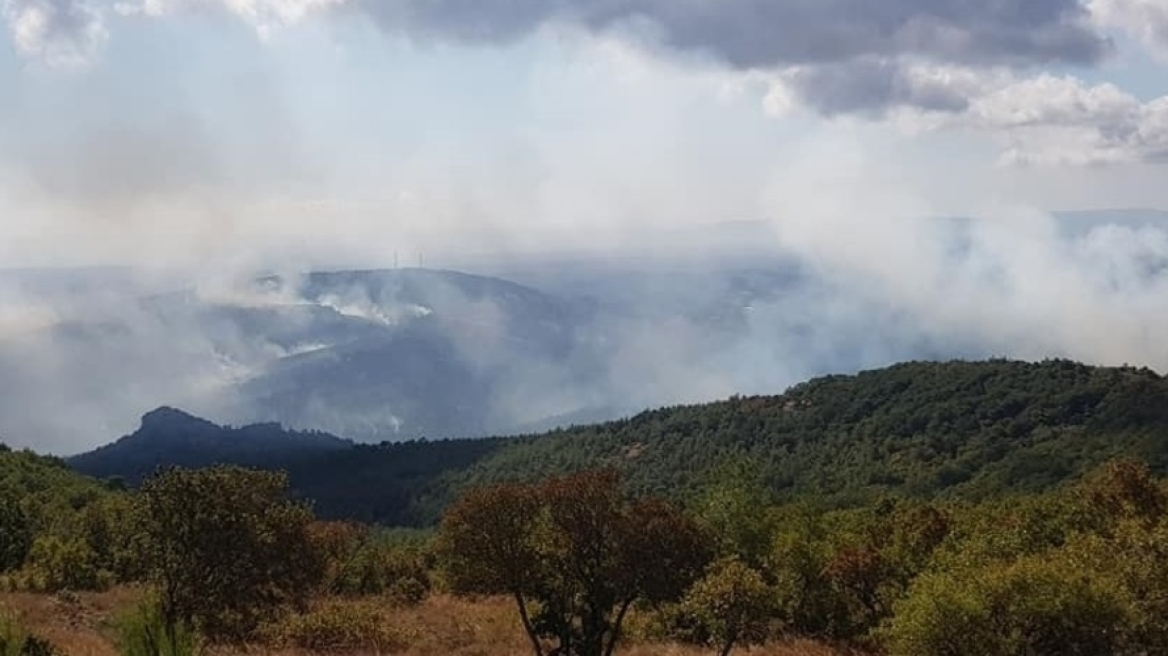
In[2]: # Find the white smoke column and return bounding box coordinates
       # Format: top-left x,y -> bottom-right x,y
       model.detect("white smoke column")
763,126 -> 1168,371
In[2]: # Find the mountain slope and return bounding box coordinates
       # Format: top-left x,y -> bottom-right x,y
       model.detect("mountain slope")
67,407 -> 352,484
462,359 -> 1168,502
159,268 -> 614,441
69,359 -> 1168,525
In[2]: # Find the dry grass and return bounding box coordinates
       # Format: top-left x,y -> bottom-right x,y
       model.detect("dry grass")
1,587 -> 141,656
1,590 -> 865,656
619,644 -> 862,656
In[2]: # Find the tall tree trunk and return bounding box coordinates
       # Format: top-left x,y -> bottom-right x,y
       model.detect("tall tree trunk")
513,592 -> 545,656
601,598 -> 635,656
718,629 -> 740,656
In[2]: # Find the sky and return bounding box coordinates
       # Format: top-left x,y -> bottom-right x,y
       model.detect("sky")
3,0 -> 1168,270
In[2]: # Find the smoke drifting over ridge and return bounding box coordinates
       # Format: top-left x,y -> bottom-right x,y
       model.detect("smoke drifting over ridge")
764,133 -> 1168,369
3,201 -> 1168,455
3,0 -> 1168,452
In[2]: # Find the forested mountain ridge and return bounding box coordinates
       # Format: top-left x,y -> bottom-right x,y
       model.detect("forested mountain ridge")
470,359 -> 1168,503
69,359 -> 1168,525
67,406 -> 353,484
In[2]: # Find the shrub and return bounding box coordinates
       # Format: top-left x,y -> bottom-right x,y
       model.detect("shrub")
0,612 -> 60,656
0,496 -> 31,573
23,535 -> 104,592
261,601 -> 413,653
681,557 -> 776,656
388,576 -> 428,606
115,597 -> 201,656
80,494 -> 144,584
14,638 -> 55,656
334,538 -> 432,603
883,555 -> 1131,656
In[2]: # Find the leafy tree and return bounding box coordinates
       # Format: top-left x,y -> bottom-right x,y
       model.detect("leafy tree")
1080,459 -> 1168,529
880,502 -> 951,588
1065,518 -> 1168,653
682,557 -> 775,656
307,520 -> 371,595
136,466 -> 324,642
768,503 -> 844,637
0,494 -> 31,572
438,470 -> 712,656
79,494 -> 143,583
822,544 -> 888,634
695,458 -> 777,568
438,481 -> 546,654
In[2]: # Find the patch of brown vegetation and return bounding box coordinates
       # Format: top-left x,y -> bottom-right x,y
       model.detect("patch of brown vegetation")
620,643 -> 863,656
2,589 -> 864,656
1,587 -> 141,656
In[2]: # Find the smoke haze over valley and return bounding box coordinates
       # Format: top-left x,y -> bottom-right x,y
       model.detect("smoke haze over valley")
2,209 -> 1168,453
5,1 -> 1168,451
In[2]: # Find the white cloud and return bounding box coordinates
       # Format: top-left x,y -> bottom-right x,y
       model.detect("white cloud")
0,0 -> 342,66
113,0 -> 342,40
2,0 -> 1164,175
1090,0 -> 1168,59
956,73 -> 1168,165
2,0 -> 108,67
765,62 -> 1168,166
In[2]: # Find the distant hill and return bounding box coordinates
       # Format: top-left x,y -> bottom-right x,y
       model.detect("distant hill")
69,359 -> 1168,526
143,267 -> 619,441
67,408 -> 506,524
67,407 -> 352,484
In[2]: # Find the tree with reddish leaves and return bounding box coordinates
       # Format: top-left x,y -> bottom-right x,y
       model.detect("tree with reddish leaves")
438,470 -> 713,656
1083,459 -> 1168,527
437,481 -> 546,655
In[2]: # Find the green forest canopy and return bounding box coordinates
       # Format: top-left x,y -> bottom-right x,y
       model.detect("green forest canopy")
69,359 -> 1168,526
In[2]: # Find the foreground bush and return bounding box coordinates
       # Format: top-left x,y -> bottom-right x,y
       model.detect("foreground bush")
681,557 -> 775,656
0,612 -> 58,656
884,555 -> 1130,656
0,495 -> 31,573
261,600 -> 413,653
23,535 -> 107,592
115,597 -> 201,656
332,536 -> 432,603
137,466 -> 325,641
